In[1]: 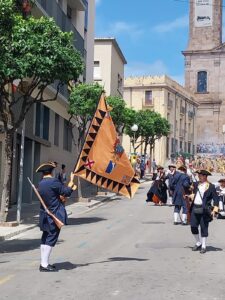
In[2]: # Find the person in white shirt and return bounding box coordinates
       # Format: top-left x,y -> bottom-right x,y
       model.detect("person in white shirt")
189,170 -> 219,254
216,179 -> 225,217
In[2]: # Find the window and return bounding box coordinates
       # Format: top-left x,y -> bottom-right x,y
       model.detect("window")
94,61 -> 101,79
117,74 -> 123,91
145,90 -> 153,106
35,103 -> 49,141
67,5 -> 72,19
54,113 -> 59,146
197,71 -> 207,93
63,119 -> 72,152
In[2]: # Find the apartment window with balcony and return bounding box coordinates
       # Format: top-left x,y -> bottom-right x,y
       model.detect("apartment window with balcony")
197,71 -> 207,93
145,90 -> 153,106
63,119 -> 72,152
35,103 -> 49,141
94,61 -> 101,80
54,113 -> 60,146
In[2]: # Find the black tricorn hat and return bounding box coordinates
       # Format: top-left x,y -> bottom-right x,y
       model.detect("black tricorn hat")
157,165 -> 164,170
178,165 -> 187,172
36,161 -> 56,173
168,164 -> 176,169
218,178 -> 225,183
196,169 -> 212,176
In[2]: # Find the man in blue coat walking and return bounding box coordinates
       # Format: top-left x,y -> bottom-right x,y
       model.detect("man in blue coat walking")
171,165 -> 191,225
36,162 -> 77,272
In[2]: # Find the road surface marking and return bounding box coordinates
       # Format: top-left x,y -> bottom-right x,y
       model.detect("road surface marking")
0,274 -> 15,285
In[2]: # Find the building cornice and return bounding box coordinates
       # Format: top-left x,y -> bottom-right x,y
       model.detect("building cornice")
95,37 -> 127,64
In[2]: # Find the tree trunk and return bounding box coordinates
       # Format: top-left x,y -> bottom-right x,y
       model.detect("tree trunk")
0,131 -> 13,222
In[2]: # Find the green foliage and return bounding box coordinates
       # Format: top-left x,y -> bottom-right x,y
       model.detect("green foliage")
0,15 -> 83,84
0,0 -> 84,132
124,109 -> 170,153
68,83 -> 104,146
106,96 -> 133,135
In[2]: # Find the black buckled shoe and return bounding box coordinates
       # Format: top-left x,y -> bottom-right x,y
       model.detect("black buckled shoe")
200,248 -> 207,254
174,222 -> 179,225
192,244 -> 202,251
39,265 -> 57,272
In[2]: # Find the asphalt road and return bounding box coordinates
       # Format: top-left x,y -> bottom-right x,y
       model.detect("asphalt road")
1,180 -> 225,300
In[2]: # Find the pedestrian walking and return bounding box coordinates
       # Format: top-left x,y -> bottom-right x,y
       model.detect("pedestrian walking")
36,162 -> 77,272
171,165 -> 191,225
216,178 -> 225,218
189,170 -> 219,254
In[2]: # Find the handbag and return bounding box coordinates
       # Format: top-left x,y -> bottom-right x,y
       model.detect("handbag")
193,205 -> 204,214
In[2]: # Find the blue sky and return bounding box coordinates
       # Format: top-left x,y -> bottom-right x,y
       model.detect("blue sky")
95,0 -> 191,85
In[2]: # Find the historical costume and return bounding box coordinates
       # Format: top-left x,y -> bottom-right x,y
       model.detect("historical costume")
166,164 -> 177,206
146,166 -> 167,205
171,165 -> 191,225
37,162 -> 76,272
189,170 -> 219,254
216,178 -> 225,218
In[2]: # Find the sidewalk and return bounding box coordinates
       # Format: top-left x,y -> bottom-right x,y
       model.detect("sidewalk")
0,192 -> 116,242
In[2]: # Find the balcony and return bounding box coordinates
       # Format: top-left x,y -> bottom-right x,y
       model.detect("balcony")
36,0 -> 85,57
180,106 -> 185,115
67,0 -> 86,11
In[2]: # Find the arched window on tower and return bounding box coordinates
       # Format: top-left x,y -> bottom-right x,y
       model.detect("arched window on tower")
197,71 -> 207,93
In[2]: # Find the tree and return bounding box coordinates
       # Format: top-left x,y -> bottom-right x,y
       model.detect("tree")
106,96 -> 137,137
68,83 -> 104,149
125,110 -> 170,157
0,0 -> 84,222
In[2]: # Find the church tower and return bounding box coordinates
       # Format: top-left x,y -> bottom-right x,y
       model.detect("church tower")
183,0 -> 225,149
187,0 -> 222,51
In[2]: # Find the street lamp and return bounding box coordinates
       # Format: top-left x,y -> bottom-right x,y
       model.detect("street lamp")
131,124 -> 138,153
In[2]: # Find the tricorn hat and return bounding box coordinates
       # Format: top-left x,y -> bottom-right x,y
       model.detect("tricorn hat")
196,169 -> 212,176
218,178 -> 225,183
157,165 -> 164,170
36,161 -> 56,173
168,164 -> 176,169
178,165 -> 187,172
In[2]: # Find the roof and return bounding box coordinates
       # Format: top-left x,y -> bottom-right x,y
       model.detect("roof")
124,75 -> 199,106
95,37 -> 127,64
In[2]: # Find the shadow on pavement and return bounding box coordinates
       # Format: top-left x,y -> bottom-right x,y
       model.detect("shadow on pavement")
68,217 -> 107,225
185,246 -> 223,252
0,239 -> 63,253
55,257 -> 149,271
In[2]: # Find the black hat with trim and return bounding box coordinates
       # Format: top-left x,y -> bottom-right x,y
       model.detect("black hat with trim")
168,164 -> 176,169
157,165 -> 164,170
36,161 -> 56,173
218,178 -> 225,183
196,170 -> 212,176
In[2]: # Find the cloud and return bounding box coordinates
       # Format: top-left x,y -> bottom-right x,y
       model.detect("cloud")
125,60 -> 169,77
96,0 -> 101,5
97,21 -> 143,40
153,15 -> 189,33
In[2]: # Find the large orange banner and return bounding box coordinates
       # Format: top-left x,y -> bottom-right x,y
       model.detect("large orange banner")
74,94 -> 140,198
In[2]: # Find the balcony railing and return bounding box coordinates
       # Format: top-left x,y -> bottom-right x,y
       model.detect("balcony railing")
36,0 -> 85,57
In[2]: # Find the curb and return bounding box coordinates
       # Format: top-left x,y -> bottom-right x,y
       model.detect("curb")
0,195 -> 115,242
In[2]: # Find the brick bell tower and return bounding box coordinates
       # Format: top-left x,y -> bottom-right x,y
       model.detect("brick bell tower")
183,0 -> 225,147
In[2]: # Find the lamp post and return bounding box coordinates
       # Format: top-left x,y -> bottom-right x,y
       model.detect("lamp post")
131,124 -> 138,154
